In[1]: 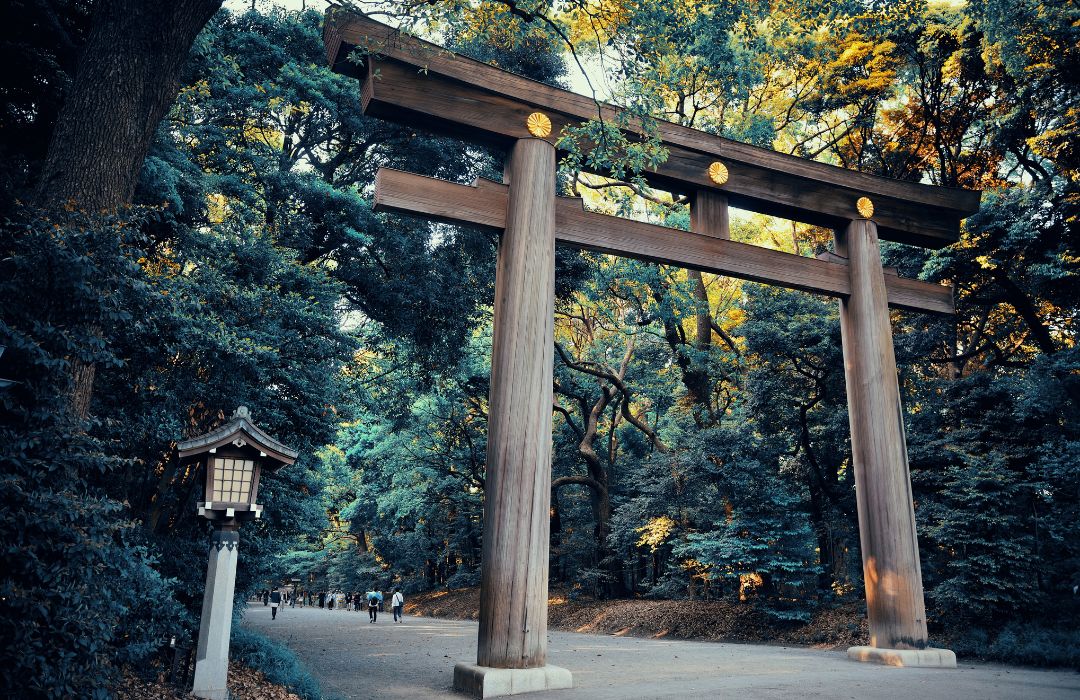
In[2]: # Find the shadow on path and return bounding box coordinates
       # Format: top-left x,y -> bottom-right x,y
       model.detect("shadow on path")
242,603 -> 1080,700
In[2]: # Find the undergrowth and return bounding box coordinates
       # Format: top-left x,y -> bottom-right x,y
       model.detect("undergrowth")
231,627 -> 321,700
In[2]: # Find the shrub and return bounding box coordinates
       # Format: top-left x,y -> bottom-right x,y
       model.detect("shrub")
0,467 -> 124,699
949,623 -> 1080,670
0,418 -> 190,697
444,567 -> 481,590
231,627 -> 321,700
0,208 -> 186,698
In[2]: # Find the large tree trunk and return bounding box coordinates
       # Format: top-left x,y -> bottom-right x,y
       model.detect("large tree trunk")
36,0 -> 222,419
553,339 -> 639,598
37,0 -> 222,211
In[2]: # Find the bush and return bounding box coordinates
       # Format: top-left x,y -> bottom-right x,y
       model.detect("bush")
949,623 -> 1080,669
0,418 -> 190,697
0,208 -> 187,698
0,467 -> 124,699
231,627 -> 321,700
112,539 -> 193,667
444,567 -> 481,590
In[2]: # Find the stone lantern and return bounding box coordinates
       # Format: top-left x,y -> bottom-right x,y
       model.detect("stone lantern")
178,406 -> 297,700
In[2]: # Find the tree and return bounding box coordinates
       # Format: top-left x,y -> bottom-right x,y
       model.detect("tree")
741,286 -> 857,595
0,209 -> 191,698
34,0 -> 224,419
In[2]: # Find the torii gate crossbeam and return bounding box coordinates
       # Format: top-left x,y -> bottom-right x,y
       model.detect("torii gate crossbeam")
325,11 -> 973,697
372,168 -> 955,315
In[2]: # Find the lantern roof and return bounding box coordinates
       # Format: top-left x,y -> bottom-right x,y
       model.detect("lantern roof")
177,406 -> 298,471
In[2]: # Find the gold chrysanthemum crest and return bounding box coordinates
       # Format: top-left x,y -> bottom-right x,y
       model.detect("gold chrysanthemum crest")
707,161 -> 729,186
856,196 -> 874,219
526,112 -> 552,138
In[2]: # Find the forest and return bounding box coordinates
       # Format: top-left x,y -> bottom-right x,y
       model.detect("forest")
0,0 -> 1077,697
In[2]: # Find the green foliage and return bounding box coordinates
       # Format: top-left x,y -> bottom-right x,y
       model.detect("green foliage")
0,209 -> 189,697
915,450 -> 1042,621
949,622 -> 1080,670
558,108 -> 670,191
906,348 -> 1080,627
441,2 -> 568,88
672,426 -> 821,622
0,468 -> 127,699
327,332 -> 492,591
231,627 -> 322,700
172,8 -> 499,376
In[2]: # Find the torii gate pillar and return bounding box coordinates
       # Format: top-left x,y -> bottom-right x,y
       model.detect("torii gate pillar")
453,137 -> 573,696
838,220 -> 956,668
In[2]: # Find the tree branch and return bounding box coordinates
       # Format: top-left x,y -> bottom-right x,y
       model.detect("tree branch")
709,319 -> 741,355
552,474 -> 604,493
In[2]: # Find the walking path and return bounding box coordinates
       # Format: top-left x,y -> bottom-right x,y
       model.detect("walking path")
243,603 -> 1080,700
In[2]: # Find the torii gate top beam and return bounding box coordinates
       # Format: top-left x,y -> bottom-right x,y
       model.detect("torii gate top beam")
324,12 -> 981,249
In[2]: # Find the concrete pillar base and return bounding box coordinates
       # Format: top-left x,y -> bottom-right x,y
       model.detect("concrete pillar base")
453,662 -> 573,698
848,646 -> 957,668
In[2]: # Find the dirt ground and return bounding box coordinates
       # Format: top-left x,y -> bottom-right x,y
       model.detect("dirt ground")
404,587 -> 870,649
116,662 -> 302,700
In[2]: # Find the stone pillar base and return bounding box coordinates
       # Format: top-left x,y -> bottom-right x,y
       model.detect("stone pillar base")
847,646 -> 957,668
189,675 -> 228,700
453,662 -> 572,698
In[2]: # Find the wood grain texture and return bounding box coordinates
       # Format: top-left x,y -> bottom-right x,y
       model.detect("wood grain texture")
361,59 -> 961,248
691,189 -> 730,240
374,168 -> 507,230
476,139 -> 556,669
836,221 -> 929,650
688,190 -> 728,379
325,13 -> 982,248
372,168 -> 955,315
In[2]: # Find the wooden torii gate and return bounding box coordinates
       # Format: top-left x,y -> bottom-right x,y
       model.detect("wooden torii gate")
325,12 -> 980,697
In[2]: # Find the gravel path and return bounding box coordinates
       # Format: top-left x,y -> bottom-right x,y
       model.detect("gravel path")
242,603 -> 1080,700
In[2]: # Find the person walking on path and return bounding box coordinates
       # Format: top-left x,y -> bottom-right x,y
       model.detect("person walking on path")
392,588 -> 404,623
262,589 -> 269,606
270,588 -> 282,620
366,589 -> 382,623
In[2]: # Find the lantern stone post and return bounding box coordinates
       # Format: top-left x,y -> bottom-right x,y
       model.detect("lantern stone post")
191,522 -> 240,699
178,406 -> 298,700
